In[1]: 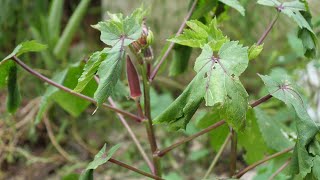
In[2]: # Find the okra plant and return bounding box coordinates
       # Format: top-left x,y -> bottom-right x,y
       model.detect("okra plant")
1,0 -> 319,179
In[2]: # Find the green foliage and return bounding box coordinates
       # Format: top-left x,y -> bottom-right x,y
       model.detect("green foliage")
1,40 -> 47,62
153,74 -> 205,130
80,144 -> 121,180
238,109 -> 268,164
0,60 -> 14,88
53,0 -> 91,59
194,42 -> 249,131
248,44 -> 264,60
259,69 -> 320,179
169,45 -> 192,76
219,0 -> 245,16
168,19 -> 229,50
36,63 -> 97,124
6,64 -> 21,113
74,49 -> 108,93
254,108 -> 295,151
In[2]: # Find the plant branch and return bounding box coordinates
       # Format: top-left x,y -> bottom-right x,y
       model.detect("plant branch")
156,120 -> 226,157
203,133 -> 232,179
149,0 -> 198,81
257,12 -> 280,45
12,56 -> 142,122
109,158 -> 164,180
250,94 -> 272,107
234,147 -> 293,178
230,128 -> 237,176
268,158 -> 291,180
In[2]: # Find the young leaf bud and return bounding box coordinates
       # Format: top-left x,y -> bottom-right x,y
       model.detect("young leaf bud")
126,55 -> 141,99
146,29 -> 154,46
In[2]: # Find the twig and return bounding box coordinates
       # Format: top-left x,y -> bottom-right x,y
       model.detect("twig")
203,133 -> 232,179
268,158 -> 291,180
12,56 -> 142,122
257,12 -> 280,45
109,158 -> 164,180
250,94 -> 272,108
150,0 -> 198,81
234,147 -> 293,178
43,116 -> 74,162
156,120 -> 226,157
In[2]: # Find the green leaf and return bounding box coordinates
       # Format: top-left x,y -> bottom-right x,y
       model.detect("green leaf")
219,0 -> 245,16
254,108 -> 295,151
194,42 -> 249,131
0,60 -> 15,88
94,52 -> 124,107
35,69 -> 68,125
6,64 -> 21,113
169,45 -> 192,76
80,144 -> 121,180
153,73 -> 205,130
92,8 -> 144,52
238,109 -> 268,164
168,19 -> 229,50
74,49 -> 108,92
150,88 -> 174,118
191,0 -> 218,19
248,44 -> 263,60
259,69 -> 320,178
1,40 -> 47,62
257,0 -> 313,32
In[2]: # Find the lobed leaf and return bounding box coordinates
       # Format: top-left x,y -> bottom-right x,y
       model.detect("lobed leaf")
259,69 -> 320,178
168,19 -> 229,50
194,42 -> 249,131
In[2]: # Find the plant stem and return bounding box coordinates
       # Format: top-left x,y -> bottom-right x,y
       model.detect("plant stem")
268,158 -> 291,180
140,63 -> 161,176
230,128 -> 237,176
203,133 -> 232,179
257,12 -> 280,45
250,94 -> 272,107
109,158 -> 164,180
156,120 -> 226,157
12,56 -> 142,122
234,147 -> 293,178
150,0 -> 198,81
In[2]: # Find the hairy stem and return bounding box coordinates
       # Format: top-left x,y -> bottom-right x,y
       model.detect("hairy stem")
109,158 -> 164,180
257,12 -> 280,45
140,63 -> 161,176
203,133 -> 232,179
156,120 -> 226,157
250,94 -> 273,107
268,158 -> 291,180
150,0 -> 198,81
12,56 -> 142,122
234,147 -> 293,178
230,128 -> 237,176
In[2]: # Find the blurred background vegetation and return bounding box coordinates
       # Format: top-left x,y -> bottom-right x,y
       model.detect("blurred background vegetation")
0,0 -> 319,179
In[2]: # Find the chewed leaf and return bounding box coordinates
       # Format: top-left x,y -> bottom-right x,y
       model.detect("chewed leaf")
194,42 -> 249,131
